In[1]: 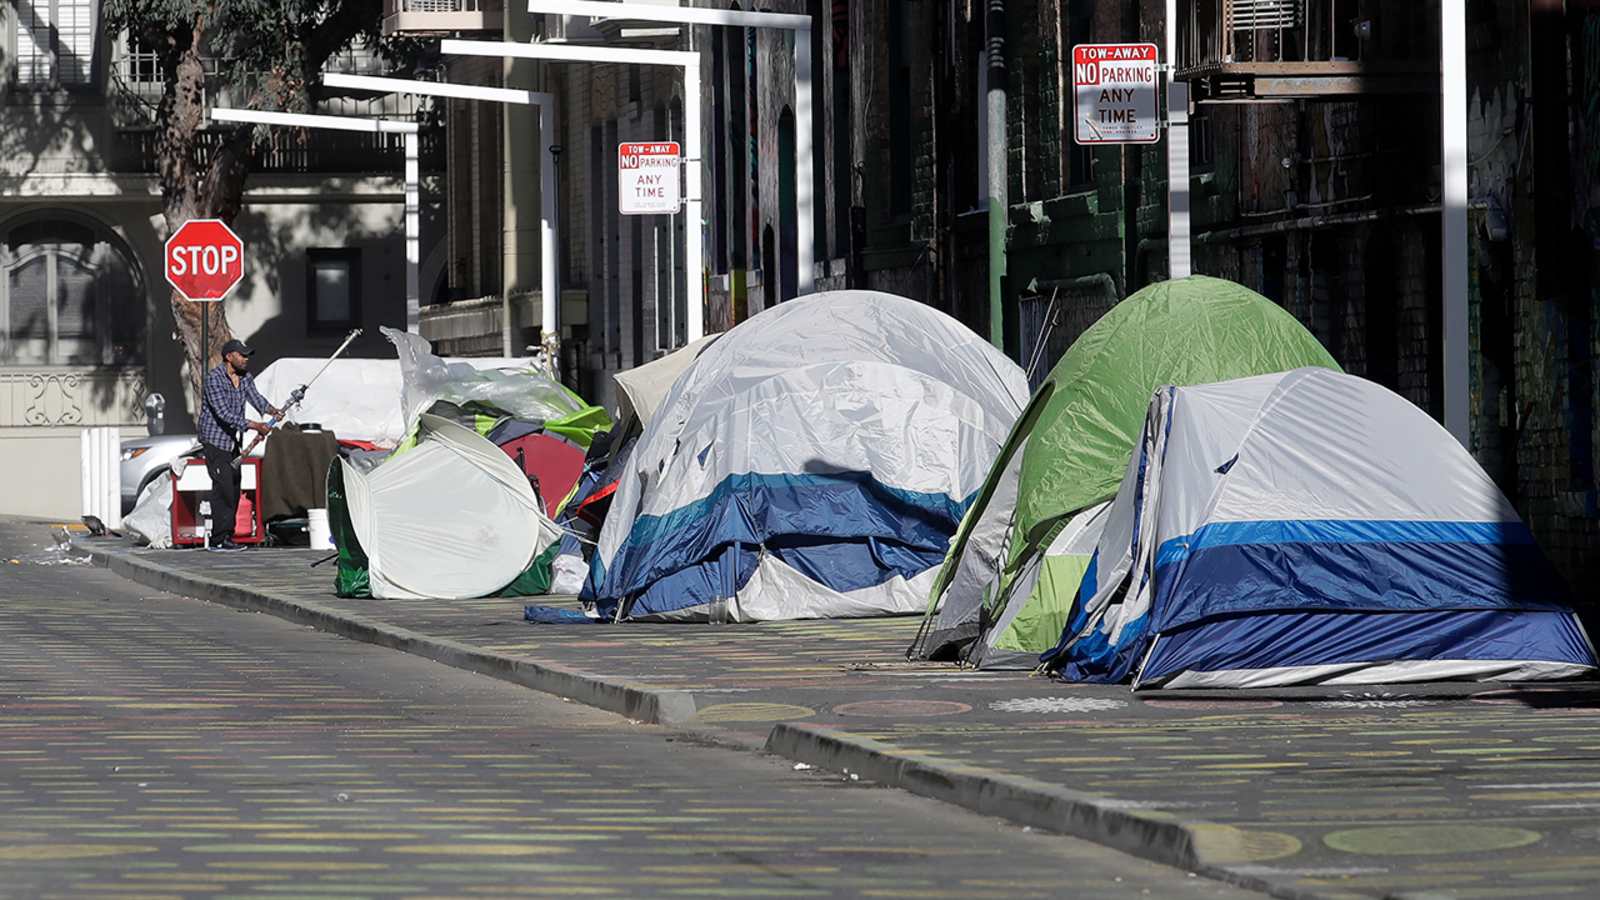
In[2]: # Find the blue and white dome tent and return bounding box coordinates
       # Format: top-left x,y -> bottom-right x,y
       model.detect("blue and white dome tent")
587,290 -> 1031,622
1045,367 -> 1597,689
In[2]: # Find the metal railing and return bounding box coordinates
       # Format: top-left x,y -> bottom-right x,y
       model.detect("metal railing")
381,0 -> 505,33
107,128 -> 445,175
104,37 -> 443,172
109,39 -> 434,126
391,0 -> 500,11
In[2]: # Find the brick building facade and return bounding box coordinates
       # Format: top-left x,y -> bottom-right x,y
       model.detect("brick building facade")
791,0 -> 1597,599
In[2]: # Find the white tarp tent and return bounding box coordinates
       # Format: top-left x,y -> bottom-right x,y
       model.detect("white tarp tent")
613,335 -> 718,428
338,413 -> 560,599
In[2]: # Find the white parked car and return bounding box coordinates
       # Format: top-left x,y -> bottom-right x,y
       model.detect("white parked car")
120,433 -> 200,514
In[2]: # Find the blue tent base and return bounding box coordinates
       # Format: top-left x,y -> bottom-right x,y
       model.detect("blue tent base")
1134,608 -> 1598,690
594,471 -> 967,621
600,533 -> 947,622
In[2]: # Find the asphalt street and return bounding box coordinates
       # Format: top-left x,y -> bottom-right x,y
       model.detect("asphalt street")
0,517 -> 1255,900
22,516 -> 1600,900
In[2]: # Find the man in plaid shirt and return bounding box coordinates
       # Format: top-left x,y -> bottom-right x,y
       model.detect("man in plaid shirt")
199,338 -> 281,550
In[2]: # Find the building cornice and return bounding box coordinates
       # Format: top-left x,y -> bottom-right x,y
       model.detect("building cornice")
0,173 -> 161,198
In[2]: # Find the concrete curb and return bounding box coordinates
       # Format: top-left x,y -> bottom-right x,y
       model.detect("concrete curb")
766,723 -> 1359,900
89,544 -> 1364,900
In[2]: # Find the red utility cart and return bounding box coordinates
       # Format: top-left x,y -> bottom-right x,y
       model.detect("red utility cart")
170,456 -> 263,546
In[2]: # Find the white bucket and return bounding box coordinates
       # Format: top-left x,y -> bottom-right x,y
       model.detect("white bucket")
306,508 -> 334,550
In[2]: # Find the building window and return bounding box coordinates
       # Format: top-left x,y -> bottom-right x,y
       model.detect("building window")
111,31 -> 161,98
15,0 -> 96,90
1,217 -> 142,366
1190,108 -> 1215,170
307,249 -> 360,333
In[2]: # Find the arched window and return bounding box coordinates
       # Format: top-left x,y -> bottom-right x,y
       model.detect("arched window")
1,217 -> 143,367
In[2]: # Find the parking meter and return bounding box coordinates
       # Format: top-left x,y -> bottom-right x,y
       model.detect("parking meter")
144,392 -> 166,436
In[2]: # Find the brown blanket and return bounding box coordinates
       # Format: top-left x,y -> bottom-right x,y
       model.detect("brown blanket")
259,423 -> 341,521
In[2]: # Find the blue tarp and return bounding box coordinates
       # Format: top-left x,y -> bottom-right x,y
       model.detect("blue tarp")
1042,369 -> 1597,688
587,291 -> 1030,622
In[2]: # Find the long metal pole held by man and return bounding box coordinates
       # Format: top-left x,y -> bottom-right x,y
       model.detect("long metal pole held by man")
234,328 -> 363,467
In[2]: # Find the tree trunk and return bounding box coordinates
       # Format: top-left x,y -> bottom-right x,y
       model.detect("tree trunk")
158,22 -> 255,414
117,0 -> 383,420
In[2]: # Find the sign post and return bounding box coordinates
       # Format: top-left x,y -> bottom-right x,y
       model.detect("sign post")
165,219 -> 245,416
1073,41 -> 1189,280
618,142 -> 682,215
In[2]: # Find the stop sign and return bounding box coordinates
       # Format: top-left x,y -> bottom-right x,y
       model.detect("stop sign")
165,219 -> 244,301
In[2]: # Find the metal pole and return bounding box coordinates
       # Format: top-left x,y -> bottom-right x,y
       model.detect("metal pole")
795,25 -> 815,294
1165,0 -> 1191,279
234,327 -> 363,463
199,300 -> 208,418
686,59 -> 705,340
540,97 -> 559,377
985,0 -> 1007,351
406,131 -> 421,333
1441,0 -> 1469,446
550,142 -> 565,380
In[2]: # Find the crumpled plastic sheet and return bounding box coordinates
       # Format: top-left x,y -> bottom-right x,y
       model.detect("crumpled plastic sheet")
383,327 -> 578,427
10,530 -> 92,566
123,472 -> 174,548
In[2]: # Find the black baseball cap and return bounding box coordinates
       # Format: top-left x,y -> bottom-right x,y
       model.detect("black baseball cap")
221,339 -> 255,357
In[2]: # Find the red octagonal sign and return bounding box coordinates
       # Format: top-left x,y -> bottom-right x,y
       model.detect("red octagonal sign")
165,219 -> 244,301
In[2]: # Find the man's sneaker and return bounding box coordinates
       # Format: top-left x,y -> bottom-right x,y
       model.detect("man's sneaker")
208,540 -> 245,552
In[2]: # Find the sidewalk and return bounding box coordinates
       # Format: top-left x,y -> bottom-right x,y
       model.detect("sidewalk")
73,532 -> 1600,900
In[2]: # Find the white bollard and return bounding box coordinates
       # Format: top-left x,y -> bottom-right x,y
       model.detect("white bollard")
80,427 -> 122,530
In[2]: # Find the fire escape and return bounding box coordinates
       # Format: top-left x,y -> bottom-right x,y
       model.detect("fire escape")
1171,1 -> 1446,404
1175,0 -> 1437,100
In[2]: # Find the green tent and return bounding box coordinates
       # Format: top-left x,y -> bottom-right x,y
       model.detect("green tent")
910,275 -> 1341,667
